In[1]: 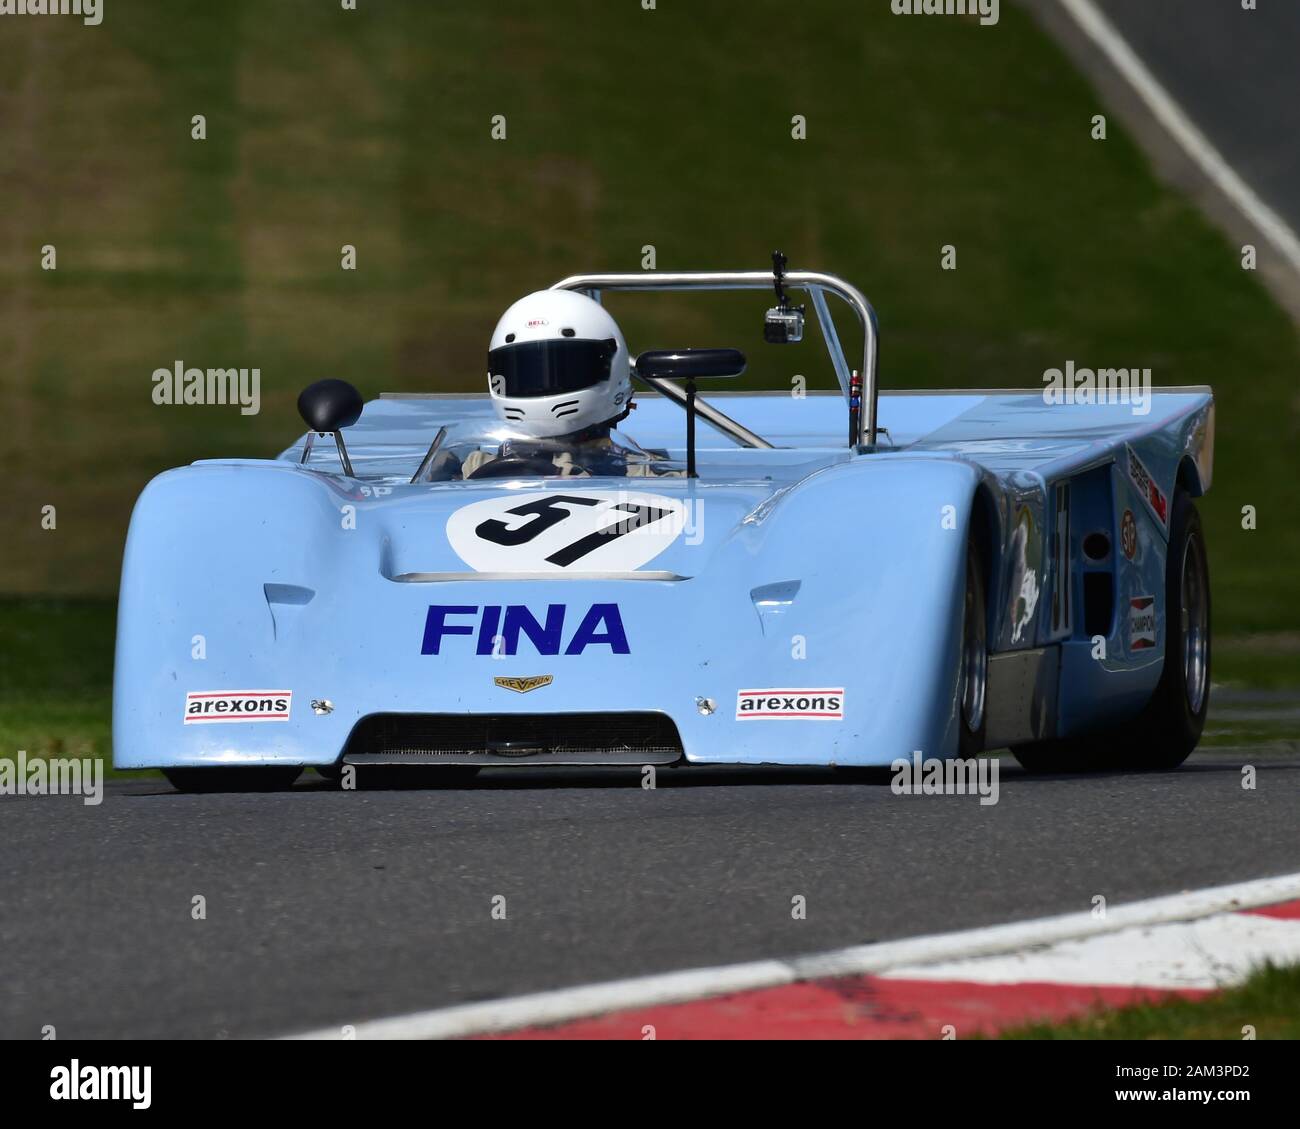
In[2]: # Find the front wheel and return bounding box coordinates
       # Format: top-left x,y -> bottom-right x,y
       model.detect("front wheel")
163,767 -> 302,793
958,535 -> 989,758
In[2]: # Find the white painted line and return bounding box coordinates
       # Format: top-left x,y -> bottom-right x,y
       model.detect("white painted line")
289,959 -> 795,1041
880,912 -> 1300,990
1057,0 -> 1300,278
287,871 -> 1300,1040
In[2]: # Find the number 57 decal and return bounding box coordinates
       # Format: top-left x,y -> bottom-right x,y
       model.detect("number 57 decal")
446,491 -> 689,573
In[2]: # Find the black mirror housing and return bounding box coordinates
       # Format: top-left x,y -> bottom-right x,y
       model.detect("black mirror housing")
633,349 -> 747,481
298,379 -> 363,434
634,348 -> 746,382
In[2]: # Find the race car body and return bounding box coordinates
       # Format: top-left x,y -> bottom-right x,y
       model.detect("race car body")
112,266 -> 1214,786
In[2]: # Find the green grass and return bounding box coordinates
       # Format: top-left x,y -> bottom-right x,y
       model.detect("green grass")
1211,636 -> 1300,690
0,598 -> 116,771
0,598 -> 155,777
1002,963 -> 1300,1039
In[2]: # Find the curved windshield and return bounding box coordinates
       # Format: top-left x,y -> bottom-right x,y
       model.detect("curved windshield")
426,419 -> 679,481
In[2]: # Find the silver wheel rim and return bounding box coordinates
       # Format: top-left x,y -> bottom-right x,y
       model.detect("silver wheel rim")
962,567 -> 987,732
1181,533 -> 1209,715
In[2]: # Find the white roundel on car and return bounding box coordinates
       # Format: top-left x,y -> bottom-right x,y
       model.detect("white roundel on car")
446,490 -> 689,573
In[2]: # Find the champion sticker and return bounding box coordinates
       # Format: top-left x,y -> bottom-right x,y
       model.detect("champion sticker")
1128,597 -> 1156,651
184,690 -> 292,723
736,688 -> 845,720
1126,445 -> 1168,529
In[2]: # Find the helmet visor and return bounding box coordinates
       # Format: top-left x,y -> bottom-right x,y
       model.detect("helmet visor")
488,338 -> 617,398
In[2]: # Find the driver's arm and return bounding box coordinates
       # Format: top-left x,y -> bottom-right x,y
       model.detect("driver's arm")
460,449 -> 496,478
461,447 -> 591,479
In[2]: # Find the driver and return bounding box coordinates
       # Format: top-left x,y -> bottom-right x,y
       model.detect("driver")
461,290 -> 675,478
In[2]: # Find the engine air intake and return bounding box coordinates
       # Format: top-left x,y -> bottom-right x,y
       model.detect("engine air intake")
343,712 -> 683,766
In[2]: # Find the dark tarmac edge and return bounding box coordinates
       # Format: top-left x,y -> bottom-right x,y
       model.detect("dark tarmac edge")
1018,0 -> 1300,322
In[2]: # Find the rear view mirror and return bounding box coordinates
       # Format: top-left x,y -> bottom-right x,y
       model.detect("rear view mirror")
634,348 -> 746,381
298,378 -> 363,434
297,378 -> 363,477
633,349 -> 747,481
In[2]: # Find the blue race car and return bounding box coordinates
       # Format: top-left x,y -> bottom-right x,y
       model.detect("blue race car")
113,258 -> 1214,790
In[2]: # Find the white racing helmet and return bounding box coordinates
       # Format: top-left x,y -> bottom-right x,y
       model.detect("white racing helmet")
486,290 -> 632,438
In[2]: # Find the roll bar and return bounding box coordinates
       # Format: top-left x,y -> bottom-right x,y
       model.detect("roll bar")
549,270 -> 880,446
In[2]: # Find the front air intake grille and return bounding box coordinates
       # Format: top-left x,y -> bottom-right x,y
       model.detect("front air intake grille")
342,712 -> 684,766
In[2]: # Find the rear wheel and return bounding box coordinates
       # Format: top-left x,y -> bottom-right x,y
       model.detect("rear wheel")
163,767 -> 301,793
1118,488 -> 1210,768
1014,487 -> 1209,773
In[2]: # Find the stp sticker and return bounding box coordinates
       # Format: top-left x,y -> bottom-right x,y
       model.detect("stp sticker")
184,690 -> 292,723
447,490 -> 689,573
1126,445 -> 1169,529
736,688 -> 845,720
1128,596 -> 1156,651
1120,508 -> 1137,560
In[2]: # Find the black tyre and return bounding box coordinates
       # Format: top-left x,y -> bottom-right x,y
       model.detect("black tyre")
958,534 -> 989,758
163,767 -> 302,793
1117,488 -> 1210,767
1014,487 -> 1209,773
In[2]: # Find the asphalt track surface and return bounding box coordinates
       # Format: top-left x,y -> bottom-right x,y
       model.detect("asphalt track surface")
2,737 -> 1297,1039
1094,0 -> 1300,233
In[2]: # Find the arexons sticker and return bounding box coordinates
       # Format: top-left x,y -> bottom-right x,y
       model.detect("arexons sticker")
446,490 -> 688,573
184,690 -> 292,723
735,688 -> 845,720
1126,445 -> 1168,529
1128,596 -> 1157,651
